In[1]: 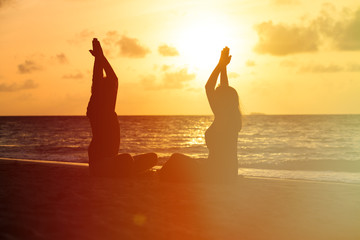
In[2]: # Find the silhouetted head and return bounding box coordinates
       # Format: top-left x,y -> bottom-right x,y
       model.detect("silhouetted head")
214,85 -> 242,131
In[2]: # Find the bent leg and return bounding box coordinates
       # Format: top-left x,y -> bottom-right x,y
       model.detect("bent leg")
113,153 -> 134,178
133,153 -> 158,173
159,153 -> 201,182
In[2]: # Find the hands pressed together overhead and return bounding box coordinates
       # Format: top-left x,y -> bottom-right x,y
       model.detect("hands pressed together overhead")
89,38 -> 104,58
218,46 -> 232,68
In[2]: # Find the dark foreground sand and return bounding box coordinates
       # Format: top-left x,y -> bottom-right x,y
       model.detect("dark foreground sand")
0,158 -> 359,240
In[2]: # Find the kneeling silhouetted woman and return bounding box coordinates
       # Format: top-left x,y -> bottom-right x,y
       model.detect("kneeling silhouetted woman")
87,38 -> 157,177
159,47 -> 242,183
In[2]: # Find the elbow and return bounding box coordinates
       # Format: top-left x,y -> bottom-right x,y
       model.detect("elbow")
205,84 -> 215,93
110,75 -> 118,82
205,82 -> 212,90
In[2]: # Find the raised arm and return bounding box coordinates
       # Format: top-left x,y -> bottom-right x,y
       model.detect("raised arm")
220,47 -> 230,86
102,57 -> 118,82
92,55 -> 103,81
89,39 -> 104,94
89,38 -> 118,83
220,66 -> 229,86
205,47 -> 232,113
205,64 -> 221,113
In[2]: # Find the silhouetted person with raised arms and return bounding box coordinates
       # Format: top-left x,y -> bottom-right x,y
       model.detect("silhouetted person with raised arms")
159,47 -> 242,183
87,38 -> 157,177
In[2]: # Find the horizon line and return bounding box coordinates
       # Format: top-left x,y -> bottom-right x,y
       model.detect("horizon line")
0,113 -> 360,117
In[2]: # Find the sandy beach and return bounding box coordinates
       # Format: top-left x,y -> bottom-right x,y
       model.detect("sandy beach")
0,157 -> 359,240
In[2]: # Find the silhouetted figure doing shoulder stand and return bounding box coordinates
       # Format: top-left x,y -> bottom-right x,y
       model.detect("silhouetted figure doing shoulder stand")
87,38 -> 157,177
159,47 -> 242,183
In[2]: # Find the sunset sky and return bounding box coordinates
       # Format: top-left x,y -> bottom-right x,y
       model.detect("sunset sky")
0,0 -> 359,115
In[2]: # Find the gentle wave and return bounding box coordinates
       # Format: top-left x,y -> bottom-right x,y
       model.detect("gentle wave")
239,168 -> 360,184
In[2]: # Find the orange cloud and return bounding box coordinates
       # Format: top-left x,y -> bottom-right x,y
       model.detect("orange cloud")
141,68 -> 196,90
117,35 -> 150,58
62,72 -> 84,79
299,63 -> 360,73
348,64 -> 360,72
228,72 -> 240,78
161,64 -> 171,71
103,31 -> 120,45
329,8 -> 360,50
299,64 -> 343,73
102,31 -> 121,58
254,5 -> 360,56
0,0 -> 14,8
54,53 -> 68,64
68,29 -> 95,45
162,68 -> 195,89
18,60 -> 42,74
0,79 -> 38,92
246,60 -> 256,67
254,21 -> 319,56
158,44 -> 179,57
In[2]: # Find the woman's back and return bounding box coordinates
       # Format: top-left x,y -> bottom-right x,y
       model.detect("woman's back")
205,120 -> 239,179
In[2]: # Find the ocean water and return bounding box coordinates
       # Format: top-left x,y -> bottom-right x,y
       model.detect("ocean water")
0,115 -> 360,184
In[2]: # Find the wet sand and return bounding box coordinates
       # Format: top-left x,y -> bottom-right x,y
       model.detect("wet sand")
1,157 -> 359,240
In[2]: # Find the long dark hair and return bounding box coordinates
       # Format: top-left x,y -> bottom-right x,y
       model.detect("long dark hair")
214,85 -> 242,132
